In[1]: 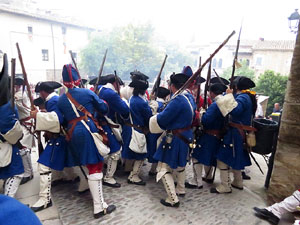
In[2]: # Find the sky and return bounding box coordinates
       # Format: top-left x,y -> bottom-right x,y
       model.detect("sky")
40,0 -> 299,46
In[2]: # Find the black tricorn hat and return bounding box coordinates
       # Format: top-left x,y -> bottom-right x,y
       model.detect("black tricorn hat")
209,83 -> 227,94
170,73 -> 189,85
129,79 -> 149,90
130,70 -> 149,81
157,87 -> 170,99
15,74 -> 24,85
210,77 -> 229,85
82,78 -> 88,85
35,81 -> 62,93
33,97 -> 45,106
236,76 -> 255,90
89,74 -> 123,86
196,76 -> 206,84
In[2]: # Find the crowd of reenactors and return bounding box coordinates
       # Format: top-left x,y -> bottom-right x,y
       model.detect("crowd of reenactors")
0,35 -> 262,220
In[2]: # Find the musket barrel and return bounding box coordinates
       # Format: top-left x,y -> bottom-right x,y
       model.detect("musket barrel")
16,43 -> 35,110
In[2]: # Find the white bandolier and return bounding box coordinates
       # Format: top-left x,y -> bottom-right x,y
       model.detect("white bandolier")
14,74 -> 35,185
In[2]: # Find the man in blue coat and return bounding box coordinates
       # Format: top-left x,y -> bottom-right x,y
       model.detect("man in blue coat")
0,52 -> 24,197
123,73 -> 152,185
30,81 -> 65,212
210,76 -> 257,194
94,74 -> 130,188
31,65 -> 116,218
186,83 -> 227,189
149,73 -> 195,207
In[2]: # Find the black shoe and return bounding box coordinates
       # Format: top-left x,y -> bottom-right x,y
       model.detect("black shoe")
210,187 -> 232,194
103,181 -> 121,188
202,177 -> 214,184
20,175 -> 34,185
148,171 -> 157,176
160,199 -> 180,208
231,184 -> 243,190
31,200 -> 53,213
127,179 -> 146,186
185,182 -> 203,189
94,205 -> 116,219
242,172 -> 251,180
253,207 -> 279,225
78,189 -> 90,194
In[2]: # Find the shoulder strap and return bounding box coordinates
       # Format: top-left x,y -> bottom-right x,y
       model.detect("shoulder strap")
66,92 -> 100,129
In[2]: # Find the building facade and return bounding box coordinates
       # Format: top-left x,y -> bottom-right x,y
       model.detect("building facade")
186,39 -> 295,78
0,0 -> 93,84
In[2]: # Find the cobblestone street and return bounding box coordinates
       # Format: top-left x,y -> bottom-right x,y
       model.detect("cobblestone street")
51,159 -> 272,225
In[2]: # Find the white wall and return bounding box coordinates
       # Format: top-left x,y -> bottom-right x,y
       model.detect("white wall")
0,11 -> 90,84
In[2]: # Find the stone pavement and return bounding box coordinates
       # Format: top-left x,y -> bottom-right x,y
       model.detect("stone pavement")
1,151 -> 297,225
50,153 -> 296,225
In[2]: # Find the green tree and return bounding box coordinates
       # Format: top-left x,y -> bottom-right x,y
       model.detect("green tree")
79,23 -> 193,82
221,60 -> 255,81
255,70 -> 288,115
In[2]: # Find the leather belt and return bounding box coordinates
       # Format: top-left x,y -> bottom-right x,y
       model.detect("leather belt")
204,129 -> 221,139
172,126 -> 192,145
66,116 -> 86,141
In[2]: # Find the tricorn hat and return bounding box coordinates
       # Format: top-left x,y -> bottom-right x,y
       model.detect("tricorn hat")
128,79 -> 149,90
209,83 -> 227,94
196,76 -> 206,84
130,70 -> 149,81
35,81 -> 62,93
210,77 -> 229,85
170,73 -> 189,86
235,76 -> 255,90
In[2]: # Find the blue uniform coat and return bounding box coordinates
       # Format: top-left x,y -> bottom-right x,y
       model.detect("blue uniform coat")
58,88 -> 108,167
97,85 -> 129,154
37,94 -> 67,171
0,102 -> 24,179
216,93 -> 252,170
122,95 -> 152,160
192,101 -> 224,166
153,92 -> 196,169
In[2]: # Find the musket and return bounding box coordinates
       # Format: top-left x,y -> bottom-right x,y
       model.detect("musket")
195,57 -> 201,111
230,23 -> 242,89
94,49 -> 108,93
249,151 -> 264,175
151,54 -> 168,98
69,50 -> 84,88
168,31 -> 235,103
203,59 -> 212,110
213,69 -> 225,85
10,58 -> 16,109
16,43 -> 35,110
114,70 -> 120,96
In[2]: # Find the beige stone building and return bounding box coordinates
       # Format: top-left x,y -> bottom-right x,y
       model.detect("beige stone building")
186,39 -> 295,77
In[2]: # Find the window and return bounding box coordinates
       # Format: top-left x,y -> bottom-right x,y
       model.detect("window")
42,49 -> 49,61
28,26 -> 33,34
218,58 -> 223,68
256,57 -> 262,66
246,59 -> 250,66
62,26 -> 67,35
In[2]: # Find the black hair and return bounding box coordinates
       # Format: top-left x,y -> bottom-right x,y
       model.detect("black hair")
211,89 -> 223,96
133,88 -> 146,96
243,92 -> 257,116
172,82 -> 183,90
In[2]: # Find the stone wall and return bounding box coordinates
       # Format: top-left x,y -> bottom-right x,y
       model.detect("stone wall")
268,27 -> 300,203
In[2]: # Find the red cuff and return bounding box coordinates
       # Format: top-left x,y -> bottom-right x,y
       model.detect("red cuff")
87,162 -> 103,174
